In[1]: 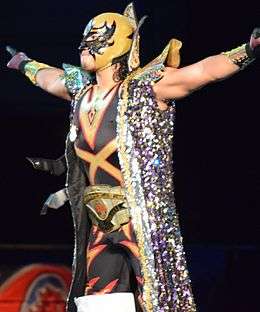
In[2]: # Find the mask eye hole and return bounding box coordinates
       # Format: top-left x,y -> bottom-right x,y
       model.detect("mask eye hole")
86,33 -> 99,41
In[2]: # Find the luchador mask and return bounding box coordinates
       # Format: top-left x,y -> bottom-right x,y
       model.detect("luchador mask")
79,13 -> 135,71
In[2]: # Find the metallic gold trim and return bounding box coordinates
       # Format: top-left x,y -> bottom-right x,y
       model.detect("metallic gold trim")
166,38 -> 182,68
83,185 -> 130,233
24,61 -> 52,85
143,38 -> 182,72
87,201 -> 129,229
222,43 -> 254,70
84,184 -> 126,203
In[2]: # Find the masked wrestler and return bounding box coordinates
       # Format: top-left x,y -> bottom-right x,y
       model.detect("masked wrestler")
6,3 -> 260,312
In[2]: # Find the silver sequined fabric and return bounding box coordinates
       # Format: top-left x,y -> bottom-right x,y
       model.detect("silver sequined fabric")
117,66 -> 196,312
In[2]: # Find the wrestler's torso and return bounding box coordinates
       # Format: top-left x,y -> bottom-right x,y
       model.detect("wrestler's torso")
74,84 -> 123,186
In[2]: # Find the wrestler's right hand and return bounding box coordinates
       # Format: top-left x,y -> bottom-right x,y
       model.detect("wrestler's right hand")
6,46 -> 31,70
249,28 -> 260,58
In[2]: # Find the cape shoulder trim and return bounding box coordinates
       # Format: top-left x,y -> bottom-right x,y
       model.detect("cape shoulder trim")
124,38 -> 182,85
143,38 -> 182,70
62,63 -> 94,96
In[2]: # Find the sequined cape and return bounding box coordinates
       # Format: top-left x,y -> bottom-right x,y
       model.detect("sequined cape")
115,47 -> 196,312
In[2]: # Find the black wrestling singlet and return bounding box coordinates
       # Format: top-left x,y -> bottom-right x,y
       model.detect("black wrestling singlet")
74,84 -> 123,186
73,85 -> 144,309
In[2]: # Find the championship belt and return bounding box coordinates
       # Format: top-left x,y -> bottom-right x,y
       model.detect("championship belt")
83,185 -> 130,233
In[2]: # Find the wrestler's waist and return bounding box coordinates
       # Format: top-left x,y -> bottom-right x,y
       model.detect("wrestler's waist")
83,184 -> 130,232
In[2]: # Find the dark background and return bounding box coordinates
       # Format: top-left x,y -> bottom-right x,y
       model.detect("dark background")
0,0 -> 260,310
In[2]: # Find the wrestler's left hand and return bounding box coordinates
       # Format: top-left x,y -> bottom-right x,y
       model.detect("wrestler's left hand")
248,28 -> 260,58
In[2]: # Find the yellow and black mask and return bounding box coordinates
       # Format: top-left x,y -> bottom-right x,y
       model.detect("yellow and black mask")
79,12 -> 135,71
79,3 -> 182,73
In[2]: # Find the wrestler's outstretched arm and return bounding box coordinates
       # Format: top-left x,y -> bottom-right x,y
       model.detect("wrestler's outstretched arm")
6,47 -> 71,101
154,28 -> 260,100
